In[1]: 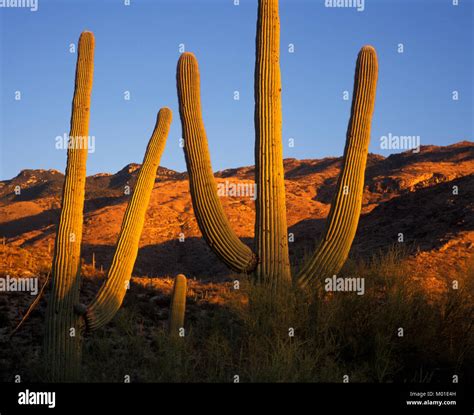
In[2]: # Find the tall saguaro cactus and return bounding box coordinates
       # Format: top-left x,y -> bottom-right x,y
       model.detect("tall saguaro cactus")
44,31 -> 94,382
254,0 -> 291,285
44,31 -> 172,381
177,0 -> 379,288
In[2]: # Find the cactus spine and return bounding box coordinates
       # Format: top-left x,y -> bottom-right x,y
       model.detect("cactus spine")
44,31 -> 172,381
168,274 -> 187,336
176,0 -> 378,288
44,31 -> 94,382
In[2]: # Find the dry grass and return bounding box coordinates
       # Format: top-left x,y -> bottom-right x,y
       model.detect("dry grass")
74,248 -> 473,383
2,247 -> 472,383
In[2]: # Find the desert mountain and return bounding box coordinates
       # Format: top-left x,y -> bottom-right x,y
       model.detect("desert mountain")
0,141 -> 472,281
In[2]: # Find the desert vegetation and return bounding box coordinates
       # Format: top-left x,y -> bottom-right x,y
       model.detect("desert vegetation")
0,0 -> 472,386
37,0 -> 381,381
177,1 -> 378,288
2,247 -> 472,383
43,32 -> 174,381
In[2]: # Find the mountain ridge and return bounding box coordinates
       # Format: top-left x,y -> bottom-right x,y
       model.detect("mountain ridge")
0,140 -> 472,282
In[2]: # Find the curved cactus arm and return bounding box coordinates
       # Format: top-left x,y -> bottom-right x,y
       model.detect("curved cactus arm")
44,31 -> 94,382
168,274 -> 187,337
297,46 -> 379,288
254,0 -> 292,286
176,52 -> 257,273
82,108 -> 172,331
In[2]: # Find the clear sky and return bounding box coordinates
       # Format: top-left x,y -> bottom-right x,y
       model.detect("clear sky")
0,0 -> 472,180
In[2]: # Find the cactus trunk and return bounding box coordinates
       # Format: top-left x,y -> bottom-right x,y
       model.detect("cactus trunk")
177,52 -> 257,273
168,274 -> 187,337
44,31 -> 94,382
254,0 -> 291,286
175,1 -> 378,291
297,46 -> 378,287
84,108 -> 172,331
44,30 -> 173,380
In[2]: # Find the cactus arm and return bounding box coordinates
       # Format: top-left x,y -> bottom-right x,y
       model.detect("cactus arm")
176,52 -> 257,273
44,31 -> 94,381
168,274 -> 187,336
254,0 -> 291,285
83,108 -> 172,331
297,46 -> 379,288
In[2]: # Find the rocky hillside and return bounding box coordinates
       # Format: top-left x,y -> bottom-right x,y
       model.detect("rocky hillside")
0,141 -> 472,281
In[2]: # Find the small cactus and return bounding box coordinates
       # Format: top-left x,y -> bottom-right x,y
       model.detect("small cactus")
168,274 -> 187,337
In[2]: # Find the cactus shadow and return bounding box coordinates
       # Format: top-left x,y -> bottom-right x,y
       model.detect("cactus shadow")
0,196 -> 129,241
82,236 -> 255,279
297,174 -> 474,263
0,209 -> 60,238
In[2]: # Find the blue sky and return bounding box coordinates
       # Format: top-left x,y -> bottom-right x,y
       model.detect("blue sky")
0,0 -> 472,180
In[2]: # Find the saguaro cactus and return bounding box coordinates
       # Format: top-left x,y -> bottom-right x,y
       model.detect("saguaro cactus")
44,31 -> 94,382
83,107 -> 172,331
44,31 -> 172,381
297,46 -> 378,287
168,274 -> 187,337
177,53 -> 257,273
177,0 -> 378,288
254,0 -> 291,286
